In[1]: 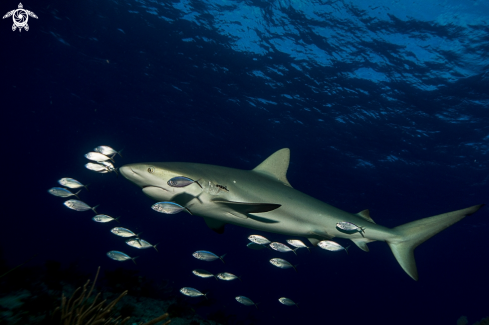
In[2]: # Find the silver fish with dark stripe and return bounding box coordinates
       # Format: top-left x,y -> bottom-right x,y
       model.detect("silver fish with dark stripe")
64,200 -> 98,213
48,187 -> 80,199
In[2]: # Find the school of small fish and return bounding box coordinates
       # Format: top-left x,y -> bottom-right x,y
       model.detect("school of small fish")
180,232 -> 356,307
47,146 -> 158,268
49,145 -> 363,311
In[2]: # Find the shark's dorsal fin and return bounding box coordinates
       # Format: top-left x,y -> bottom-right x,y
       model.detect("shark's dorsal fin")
252,148 -> 292,187
355,209 -> 376,224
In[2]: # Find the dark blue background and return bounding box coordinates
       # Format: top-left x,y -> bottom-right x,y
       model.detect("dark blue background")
1,0 -> 488,324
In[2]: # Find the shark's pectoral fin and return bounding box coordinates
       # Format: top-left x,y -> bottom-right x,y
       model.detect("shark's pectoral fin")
226,211 -> 279,223
213,200 -> 281,214
203,217 -> 226,234
351,238 -> 370,252
227,211 -> 248,219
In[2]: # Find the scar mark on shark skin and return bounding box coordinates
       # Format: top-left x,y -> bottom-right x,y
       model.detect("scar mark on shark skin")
216,184 -> 229,191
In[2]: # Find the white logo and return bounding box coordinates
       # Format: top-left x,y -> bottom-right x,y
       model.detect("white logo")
3,3 -> 37,32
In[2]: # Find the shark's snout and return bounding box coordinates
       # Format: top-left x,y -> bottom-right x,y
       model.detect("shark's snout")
120,163 -> 171,191
119,165 -> 145,188
119,165 -> 134,179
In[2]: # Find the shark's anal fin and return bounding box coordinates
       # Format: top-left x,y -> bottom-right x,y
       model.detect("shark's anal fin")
355,209 -> 376,224
213,200 -> 281,214
252,148 -> 292,187
203,217 -> 226,234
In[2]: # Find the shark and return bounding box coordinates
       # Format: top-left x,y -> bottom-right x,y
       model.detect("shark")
119,148 -> 484,280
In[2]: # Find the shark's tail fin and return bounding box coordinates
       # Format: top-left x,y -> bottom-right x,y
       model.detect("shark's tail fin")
387,204 -> 484,281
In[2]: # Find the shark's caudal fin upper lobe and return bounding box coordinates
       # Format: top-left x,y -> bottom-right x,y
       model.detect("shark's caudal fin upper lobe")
387,204 -> 484,281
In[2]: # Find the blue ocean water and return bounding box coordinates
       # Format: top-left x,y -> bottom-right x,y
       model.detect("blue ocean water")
1,0 -> 488,324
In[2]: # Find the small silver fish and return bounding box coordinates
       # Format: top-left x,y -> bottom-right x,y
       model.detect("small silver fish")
58,178 -> 89,191
235,296 -> 258,308
247,242 -> 266,250
168,176 -> 202,188
48,187 -> 80,199
111,227 -> 139,238
192,269 -> 217,280
107,251 -> 138,264
279,297 -> 299,307
336,221 -> 366,237
217,272 -> 241,281
63,200 -> 99,213
125,238 -> 158,251
94,145 -> 123,157
192,250 -> 226,263
92,214 -> 119,223
270,258 -> 297,272
318,240 -> 350,254
98,161 -> 118,175
85,162 -> 109,173
85,152 -> 114,162
98,161 -> 114,169
248,235 -> 271,245
152,202 -> 192,215
286,239 -> 310,252
180,287 -> 207,299
269,242 -> 297,255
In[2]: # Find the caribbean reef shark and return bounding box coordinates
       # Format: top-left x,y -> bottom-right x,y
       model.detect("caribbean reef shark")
119,148 -> 484,280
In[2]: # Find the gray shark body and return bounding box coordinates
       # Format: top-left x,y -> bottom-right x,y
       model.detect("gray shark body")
120,148 -> 484,280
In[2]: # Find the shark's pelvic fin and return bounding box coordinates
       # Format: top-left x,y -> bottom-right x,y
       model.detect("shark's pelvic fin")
307,231 -> 335,246
351,238 -> 370,252
308,238 -> 321,246
252,148 -> 292,188
355,209 -> 376,224
213,200 -> 281,214
387,204 -> 484,281
203,217 -> 226,234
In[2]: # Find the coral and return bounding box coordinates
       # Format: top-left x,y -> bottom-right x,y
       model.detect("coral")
119,303 -> 136,319
207,310 -> 238,324
52,267 -> 171,325
167,299 -> 195,319
104,268 -> 162,299
458,316 -> 469,325
475,317 -> 489,325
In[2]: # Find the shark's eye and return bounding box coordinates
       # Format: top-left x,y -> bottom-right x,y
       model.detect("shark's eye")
148,167 -> 155,173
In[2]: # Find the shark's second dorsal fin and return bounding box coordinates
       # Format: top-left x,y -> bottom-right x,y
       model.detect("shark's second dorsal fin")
252,148 -> 292,187
355,209 -> 376,224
